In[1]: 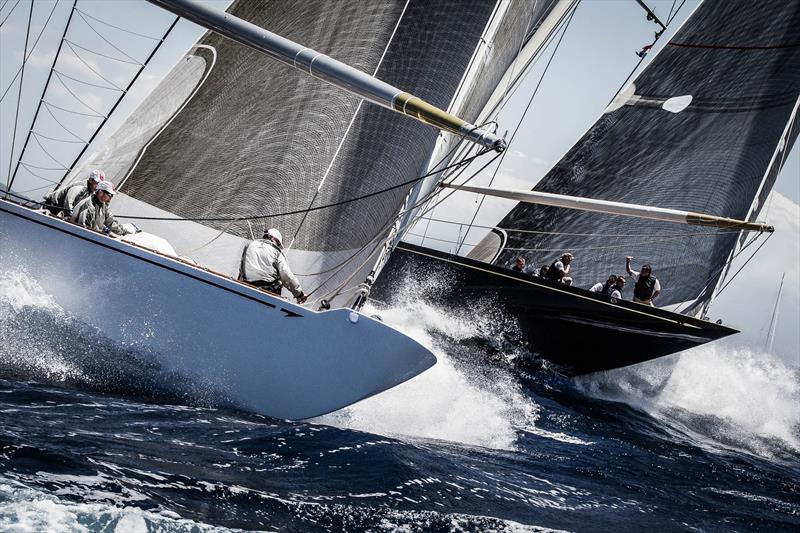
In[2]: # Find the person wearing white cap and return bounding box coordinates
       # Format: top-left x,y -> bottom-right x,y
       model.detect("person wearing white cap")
238,228 -> 307,303
70,180 -> 132,236
44,169 -> 105,217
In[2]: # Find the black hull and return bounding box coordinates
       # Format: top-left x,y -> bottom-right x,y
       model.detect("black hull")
372,243 -> 738,376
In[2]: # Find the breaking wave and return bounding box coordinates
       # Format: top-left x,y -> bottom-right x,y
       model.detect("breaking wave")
576,344 -> 800,460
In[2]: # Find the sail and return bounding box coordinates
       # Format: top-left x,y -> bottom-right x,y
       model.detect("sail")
468,0 -> 800,313
73,0 -> 520,306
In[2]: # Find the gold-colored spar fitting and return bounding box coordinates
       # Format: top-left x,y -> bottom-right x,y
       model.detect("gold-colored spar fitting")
394,92 -> 467,136
686,212 -> 774,232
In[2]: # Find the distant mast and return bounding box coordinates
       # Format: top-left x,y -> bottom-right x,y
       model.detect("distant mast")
146,0 -> 506,152
765,272 -> 785,352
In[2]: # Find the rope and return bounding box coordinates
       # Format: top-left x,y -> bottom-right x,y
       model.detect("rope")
307,150 -> 504,301
116,148 -> 495,223
456,0 -> 580,254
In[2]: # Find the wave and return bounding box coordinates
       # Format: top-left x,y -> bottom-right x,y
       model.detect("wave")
576,344 -> 800,460
320,270 -> 539,450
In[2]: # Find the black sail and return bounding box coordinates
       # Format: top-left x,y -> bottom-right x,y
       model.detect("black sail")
484,0 -> 800,312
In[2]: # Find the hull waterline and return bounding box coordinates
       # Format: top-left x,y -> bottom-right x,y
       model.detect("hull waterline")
0,200 -> 436,419
373,243 -> 737,376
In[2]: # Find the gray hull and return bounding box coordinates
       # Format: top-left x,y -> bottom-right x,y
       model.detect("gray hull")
0,199 -> 435,419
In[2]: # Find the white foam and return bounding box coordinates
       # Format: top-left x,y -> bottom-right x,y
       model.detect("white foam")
0,479 -> 247,532
578,344 -> 800,456
319,299 -> 538,450
0,270 -> 61,316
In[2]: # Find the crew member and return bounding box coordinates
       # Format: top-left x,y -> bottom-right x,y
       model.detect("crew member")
545,252 -> 573,285
610,275 -> 626,299
590,275 -> 617,294
512,256 -> 527,273
625,256 -> 661,305
70,181 -> 131,236
239,228 -> 307,304
44,169 -> 104,217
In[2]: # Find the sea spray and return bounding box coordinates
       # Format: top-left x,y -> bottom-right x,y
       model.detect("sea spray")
319,298 -> 538,450
576,344 -> 800,458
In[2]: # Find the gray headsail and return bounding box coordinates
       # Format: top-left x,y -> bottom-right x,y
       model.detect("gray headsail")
75,0 -> 557,307
472,0 -> 800,314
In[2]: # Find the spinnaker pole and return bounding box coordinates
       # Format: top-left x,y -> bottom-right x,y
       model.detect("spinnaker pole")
440,183 -> 774,232
145,0 -> 505,152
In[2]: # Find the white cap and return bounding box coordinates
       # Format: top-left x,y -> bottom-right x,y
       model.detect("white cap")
88,169 -> 106,183
95,180 -> 116,195
264,228 -> 283,246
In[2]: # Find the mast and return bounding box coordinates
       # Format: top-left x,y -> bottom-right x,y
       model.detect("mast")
439,183 -> 774,232
145,0 -> 505,152
765,272 -> 785,352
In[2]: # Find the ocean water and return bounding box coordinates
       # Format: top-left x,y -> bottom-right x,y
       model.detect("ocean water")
1,269 -> 798,532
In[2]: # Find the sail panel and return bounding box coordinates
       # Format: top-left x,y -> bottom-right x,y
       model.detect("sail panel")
81,0 -> 500,303
484,0 -> 800,311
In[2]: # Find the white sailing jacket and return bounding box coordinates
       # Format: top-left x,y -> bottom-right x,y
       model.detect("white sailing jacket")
70,195 -> 129,236
241,239 -> 303,297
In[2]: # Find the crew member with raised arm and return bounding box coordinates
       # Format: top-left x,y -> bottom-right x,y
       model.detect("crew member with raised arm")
70,181 -> 132,236
239,228 -> 308,304
625,256 -> 661,305
44,169 -> 104,217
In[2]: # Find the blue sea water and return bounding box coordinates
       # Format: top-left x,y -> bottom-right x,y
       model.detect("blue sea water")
0,270 -> 798,532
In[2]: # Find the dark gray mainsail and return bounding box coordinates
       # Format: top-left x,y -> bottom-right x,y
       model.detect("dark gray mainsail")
75,0 -> 559,306
470,0 -> 800,314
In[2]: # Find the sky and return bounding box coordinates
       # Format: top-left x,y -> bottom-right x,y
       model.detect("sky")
1,0 -> 797,365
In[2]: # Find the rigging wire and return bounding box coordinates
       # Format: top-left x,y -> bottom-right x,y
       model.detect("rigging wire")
62,40 -> 126,91
7,1 -> 77,192
4,0 -> 34,195
0,0 -> 20,28
73,9 -> 162,41
51,68 -> 121,91
455,0 -> 581,254
74,9 -> 145,65
63,38 -> 142,65
714,232 -> 774,297
306,150 -> 504,301
115,148 -> 496,223
0,0 -> 60,104
42,101 -> 89,142
52,71 -> 109,117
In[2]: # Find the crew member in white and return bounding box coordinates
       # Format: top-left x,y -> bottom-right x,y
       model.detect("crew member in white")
70,181 -> 132,236
239,228 -> 307,303
44,169 -> 105,217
